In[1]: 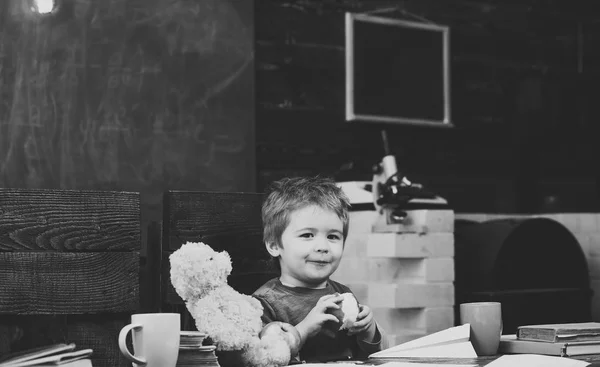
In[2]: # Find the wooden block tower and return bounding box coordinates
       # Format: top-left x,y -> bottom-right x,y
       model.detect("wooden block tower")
331,208 -> 456,346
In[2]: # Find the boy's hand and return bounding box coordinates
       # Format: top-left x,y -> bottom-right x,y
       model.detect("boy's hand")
295,293 -> 344,342
347,304 -> 377,341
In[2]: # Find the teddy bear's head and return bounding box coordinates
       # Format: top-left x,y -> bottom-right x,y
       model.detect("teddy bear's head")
170,241 -> 233,301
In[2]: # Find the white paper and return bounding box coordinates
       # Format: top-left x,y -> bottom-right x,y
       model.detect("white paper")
485,354 -> 590,367
370,324 -> 472,358
379,363 -> 476,367
389,324 -> 471,351
375,341 -> 477,358
301,363 -> 477,367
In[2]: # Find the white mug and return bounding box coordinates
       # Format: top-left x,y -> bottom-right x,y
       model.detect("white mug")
118,313 -> 180,367
460,302 -> 503,356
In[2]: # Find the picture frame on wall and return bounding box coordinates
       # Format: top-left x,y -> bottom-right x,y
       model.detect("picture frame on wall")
345,12 -> 452,127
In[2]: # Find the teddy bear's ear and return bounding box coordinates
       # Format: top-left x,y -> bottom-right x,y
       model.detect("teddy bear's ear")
265,241 -> 281,257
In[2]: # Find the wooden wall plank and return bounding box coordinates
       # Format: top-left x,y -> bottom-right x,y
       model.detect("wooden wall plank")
0,188 -> 142,367
0,189 -> 140,252
161,191 -> 277,308
0,252 -> 139,314
0,315 -> 130,367
163,191 -> 264,253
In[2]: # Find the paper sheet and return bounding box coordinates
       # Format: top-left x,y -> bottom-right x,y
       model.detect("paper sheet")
390,324 -> 471,351
370,324 -> 473,358
300,363 -> 477,367
378,363 -> 477,367
485,354 -> 590,367
372,341 -> 477,358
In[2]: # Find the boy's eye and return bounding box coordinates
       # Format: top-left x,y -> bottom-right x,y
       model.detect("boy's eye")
300,233 -> 313,238
328,234 -> 341,240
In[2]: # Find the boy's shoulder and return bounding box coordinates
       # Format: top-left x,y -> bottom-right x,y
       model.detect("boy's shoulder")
327,279 -> 352,294
252,277 -> 281,298
252,278 -> 353,298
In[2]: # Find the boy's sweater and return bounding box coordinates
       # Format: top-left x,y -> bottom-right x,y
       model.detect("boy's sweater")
252,278 -> 387,363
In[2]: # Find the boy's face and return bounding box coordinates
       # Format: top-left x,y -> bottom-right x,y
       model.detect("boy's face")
266,204 -> 344,289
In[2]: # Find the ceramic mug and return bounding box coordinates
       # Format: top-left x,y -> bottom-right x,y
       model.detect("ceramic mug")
118,313 -> 180,367
460,302 -> 503,356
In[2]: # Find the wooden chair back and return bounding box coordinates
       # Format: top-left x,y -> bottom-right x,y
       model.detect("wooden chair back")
0,189 -> 141,367
160,191 -> 277,329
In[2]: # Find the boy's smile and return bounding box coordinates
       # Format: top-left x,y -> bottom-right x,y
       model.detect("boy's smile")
267,204 -> 344,289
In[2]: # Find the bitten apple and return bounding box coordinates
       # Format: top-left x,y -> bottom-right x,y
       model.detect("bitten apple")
259,321 -> 302,356
328,292 -> 360,330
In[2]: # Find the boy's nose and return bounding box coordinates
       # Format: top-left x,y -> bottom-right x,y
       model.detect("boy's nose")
314,239 -> 329,253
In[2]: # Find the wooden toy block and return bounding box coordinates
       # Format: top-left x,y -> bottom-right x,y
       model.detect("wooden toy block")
372,209 -> 455,234
385,330 -> 427,347
343,232 -> 369,257
344,211 -> 380,257
367,283 -> 454,308
367,232 -> 454,258
425,258 -> 454,282
332,257 -> 454,283
349,210 -> 379,234
373,307 -> 454,334
333,258 -> 421,283
346,282 -> 369,303
368,258 -> 422,283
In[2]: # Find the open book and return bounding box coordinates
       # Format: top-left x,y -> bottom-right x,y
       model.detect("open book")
370,324 -> 477,359
0,344 -> 93,367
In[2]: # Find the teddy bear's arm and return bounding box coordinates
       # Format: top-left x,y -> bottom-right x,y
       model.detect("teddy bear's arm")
187,298 -> 255,351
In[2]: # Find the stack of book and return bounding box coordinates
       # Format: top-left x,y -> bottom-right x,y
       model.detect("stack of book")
0,344 -> 93,367
499,322 -> 600,357
177,331 -> 219,367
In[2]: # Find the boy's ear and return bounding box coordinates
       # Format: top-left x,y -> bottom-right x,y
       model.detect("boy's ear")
265,241 -> 281,257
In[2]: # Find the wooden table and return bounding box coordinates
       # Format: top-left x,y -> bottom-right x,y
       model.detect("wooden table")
366,354 -> 600,366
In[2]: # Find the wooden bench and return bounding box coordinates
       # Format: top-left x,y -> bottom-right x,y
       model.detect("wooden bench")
160,191 -> 278,329
0,189 -> 141,367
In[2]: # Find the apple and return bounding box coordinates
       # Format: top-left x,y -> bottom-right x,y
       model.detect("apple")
328,293 -> 360,330
259,321 -> 302,357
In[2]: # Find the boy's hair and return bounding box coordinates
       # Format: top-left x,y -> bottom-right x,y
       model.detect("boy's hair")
262,176 -> 351,248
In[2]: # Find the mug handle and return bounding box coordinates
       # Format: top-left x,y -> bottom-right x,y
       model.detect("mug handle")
118,323 -> 147,365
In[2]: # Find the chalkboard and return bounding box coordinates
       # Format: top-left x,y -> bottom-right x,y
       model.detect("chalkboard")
0,0 -> 254,314
0,0 -> 255,195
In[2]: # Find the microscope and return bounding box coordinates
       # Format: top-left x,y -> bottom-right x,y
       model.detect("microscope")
371,130 -> 448,231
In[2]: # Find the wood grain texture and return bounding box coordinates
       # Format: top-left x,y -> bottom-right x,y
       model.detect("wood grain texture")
0,315 -> 130,367
0,189 -> 140,252
0,188 -> 141,367
162,191 -> 278,306
0,252 -> 139,314
163,191 -> 265,253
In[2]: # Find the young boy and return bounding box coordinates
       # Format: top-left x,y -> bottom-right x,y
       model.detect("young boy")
252,176 -> 388,363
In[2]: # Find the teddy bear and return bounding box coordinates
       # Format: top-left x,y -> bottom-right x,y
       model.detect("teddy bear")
169,241 -> 301,367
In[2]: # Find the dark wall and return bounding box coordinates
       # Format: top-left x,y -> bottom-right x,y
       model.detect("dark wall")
0,0 -> 255,311
255,0 -> 600,214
